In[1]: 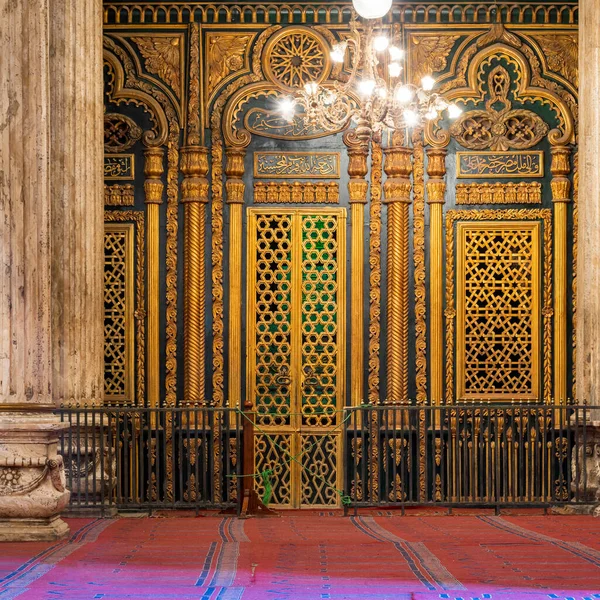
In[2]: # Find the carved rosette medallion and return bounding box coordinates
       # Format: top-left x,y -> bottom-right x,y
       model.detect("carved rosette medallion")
104,113 -> 142,152
264,28 -> 330,91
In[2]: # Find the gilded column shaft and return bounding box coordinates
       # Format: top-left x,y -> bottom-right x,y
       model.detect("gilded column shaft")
551,146 -> 571,404
225,148 -> 246,410
344,133 -> 369,407
384,146 -> 412,404
426,149 -> 447,405
144,148 -> 165,408
181,146 -> 210,405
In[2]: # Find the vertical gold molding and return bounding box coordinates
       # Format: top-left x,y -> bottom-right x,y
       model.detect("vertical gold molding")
426,149 -> 447,405
181,146 -> 210,404
225,147 -> 247,409
384,145 -> 412,404
144,147 -> 164,409
368,143 -> 383,405
551,146 -> 571,404
344,131 -> 369,407
412,134 -> 427,407
572,151 -> 578,399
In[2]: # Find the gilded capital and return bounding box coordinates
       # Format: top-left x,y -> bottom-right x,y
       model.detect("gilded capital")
144,147 -> 165,204
550,146 -> 571,177
348,180 -> 369,204
426,149 -> 447,178
181,146 -> 210,204
384,146 -> 412,204
225,147 -> 246,205
426,181 -> 446,204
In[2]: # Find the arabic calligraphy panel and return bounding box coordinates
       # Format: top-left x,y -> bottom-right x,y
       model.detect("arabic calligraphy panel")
456,151 -> 544,178
104,154 -> 135,180
254,152 -> 340,179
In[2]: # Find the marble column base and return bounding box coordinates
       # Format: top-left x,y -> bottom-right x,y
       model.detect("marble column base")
0,516 -> 69,541
570,420 -> 600,515
0,412 -> 71,541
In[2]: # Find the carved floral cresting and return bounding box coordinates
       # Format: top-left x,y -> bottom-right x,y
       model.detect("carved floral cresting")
410,34 -> 460,83
450,65 -> 549,151
534,34 -> 578,89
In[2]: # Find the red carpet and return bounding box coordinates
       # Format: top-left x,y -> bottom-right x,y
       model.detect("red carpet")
1,513 -> 599,599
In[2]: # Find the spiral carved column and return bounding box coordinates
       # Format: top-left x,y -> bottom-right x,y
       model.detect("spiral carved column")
344,132 -> 369,406
426,149 -> 447,405
181,146 -> 210,405
551,146 -> 571,404
384,146 -> 412,404
225,148 -> 247,410
144,148 -> 165,409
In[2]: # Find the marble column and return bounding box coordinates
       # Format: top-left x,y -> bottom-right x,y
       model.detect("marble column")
0,0 -> 70,540
49,0 -> 106,508
576,0 -> 600,511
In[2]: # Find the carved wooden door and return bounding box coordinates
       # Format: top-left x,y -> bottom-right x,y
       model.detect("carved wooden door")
247,208 -> 346,508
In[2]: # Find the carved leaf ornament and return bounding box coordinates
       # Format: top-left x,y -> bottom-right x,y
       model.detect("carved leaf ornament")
450,66 -> 548,151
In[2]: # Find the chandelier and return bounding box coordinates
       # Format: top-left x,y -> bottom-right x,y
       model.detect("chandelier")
279,3 -> 461,142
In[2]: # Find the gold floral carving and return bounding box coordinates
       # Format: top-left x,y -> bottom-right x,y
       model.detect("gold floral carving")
104,184 -> 135,206
533,34 -> 578,88
368,142 -> 383,406
253,182 -> 339,204
572,151 -> 578,398
187,23 -> 201,145
104,113 -> 142,152
104,211 -> 146,407
450,65 -> 549,151
206,33 -> 253,99
131,36 -> 182,98
445,209 -> 552,404
456,182 -> 542,205
409,35 -> 460,84
412,133 -> 427,501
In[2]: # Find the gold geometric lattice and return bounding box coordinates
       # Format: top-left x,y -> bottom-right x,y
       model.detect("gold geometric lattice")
104,225 -> 133,400
301,434 -> 339,506
457,222 -> 540,399
253,213 -> 293,426
255,433 -> 292,507
264,28 -> 329,92
301,214 -> 340,427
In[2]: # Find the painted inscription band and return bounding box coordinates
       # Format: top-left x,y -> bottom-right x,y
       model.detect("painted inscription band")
254,152 -> 340,179
104,154 -> 135,180
457,151 -> 544,178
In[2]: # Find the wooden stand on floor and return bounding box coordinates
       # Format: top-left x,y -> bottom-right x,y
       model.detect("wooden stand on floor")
239,400 -> 278,518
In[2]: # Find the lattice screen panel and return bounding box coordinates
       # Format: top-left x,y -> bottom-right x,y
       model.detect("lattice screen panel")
456,221 -> 540,400
104,224 -> 133,402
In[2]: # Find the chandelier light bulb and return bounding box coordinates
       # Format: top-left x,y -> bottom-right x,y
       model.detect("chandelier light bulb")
279,98 -> 296,121
403,109 -> 419,127
304,81 -> 319,96
373,35 -> 389,52
425,108 -> 439,120
395,85 -> 415,104
358,79 -> 377,97
447,103 -> 463,119
352,0 -> 393,19
376,87 -> 387,99
388,62 -> 402,78
330,42 -> 347,64
421,75 -> 435,91
389,46 -> 405,61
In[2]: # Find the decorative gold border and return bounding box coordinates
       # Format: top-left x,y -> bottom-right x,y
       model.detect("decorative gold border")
253,151 -> 341,179
456,151 -> 544,178
104,153 -> 135,180
445,209 -> 552,404
104,212 -> 146,406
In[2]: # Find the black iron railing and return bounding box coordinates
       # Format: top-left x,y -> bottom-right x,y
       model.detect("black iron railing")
57,403 -> 596,513
343,403 -> 596,510
57,406 -> 242,512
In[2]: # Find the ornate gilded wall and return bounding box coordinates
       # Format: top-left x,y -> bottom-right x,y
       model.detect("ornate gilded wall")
102,1 -> 578,506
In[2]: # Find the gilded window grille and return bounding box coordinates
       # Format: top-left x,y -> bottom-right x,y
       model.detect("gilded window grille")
445,210 -> 552,403
104,213 -> 146,406
104,224 -> 134,402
